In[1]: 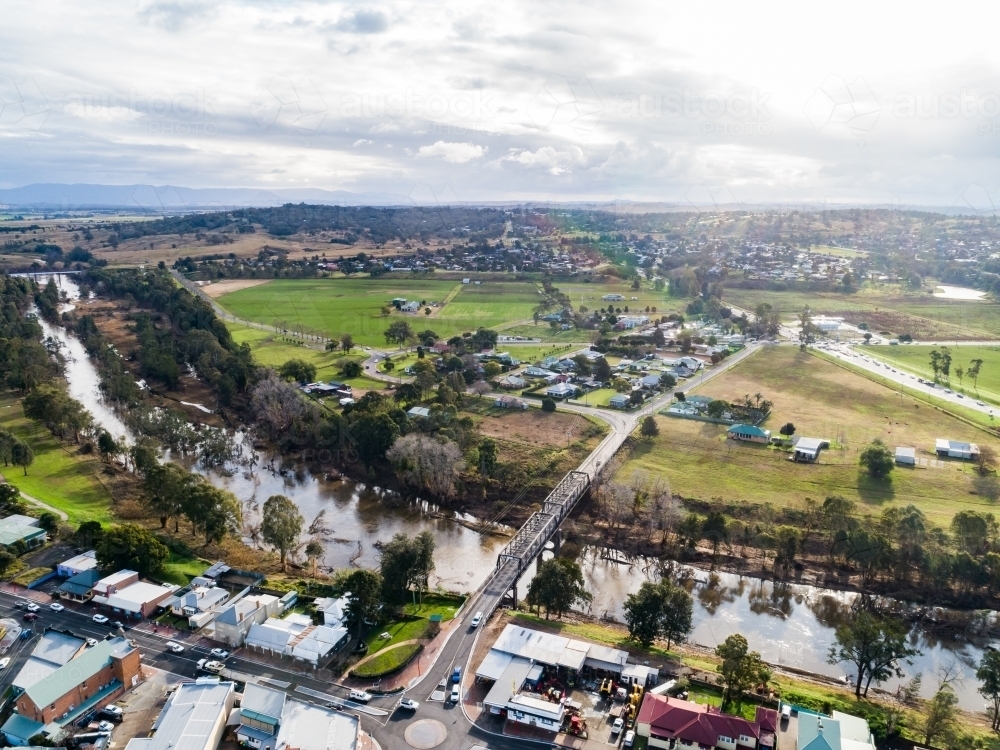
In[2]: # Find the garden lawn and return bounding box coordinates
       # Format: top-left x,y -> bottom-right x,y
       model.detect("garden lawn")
159,551 -> 210,586
218,278 -> 543,347
0,393 -> 113,525
352,643 -> 422,677
364,594 -> 462,653
868,343 -> 1000,406
569,388 -> 620,407
616,346 -> 1000,527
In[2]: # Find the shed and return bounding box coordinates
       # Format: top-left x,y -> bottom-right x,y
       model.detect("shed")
895,447 -> 916,466
935,439 -> 979,460
407,407 -> 432,418
793,437 -> 827,463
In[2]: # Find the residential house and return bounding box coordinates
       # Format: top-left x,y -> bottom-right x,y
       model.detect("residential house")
895,447 -> 916,466
685,395 -> 714,410
667,402 -> 698,416
123,678 -> 235,750
727,424 -> 771,443
170,584 -> 231,629
935,438 -> 979,459
213,594 -> 281,648
545,383 -> 578,400
639,375 -> 662,390
400,301 -> 420,312
498,375 -> 526,389
57,569 -> 101,603
314,594 -> 352,627
798,711 -> 877,750
0,515 -> 47,551
523,366 -> 553,378
13,636 -> 141,727
245,613 -> 348,666
636,693 -> 775,750
609,394 -> 630,409
494,395 -> 528,409
56,550 -> 97,578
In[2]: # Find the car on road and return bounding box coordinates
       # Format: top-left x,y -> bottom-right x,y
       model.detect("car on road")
25,602 -> 39,612
23,612 -> 38,621
611,718 -> 624,735
944,389 -> 953,394
92,614 -> 109,624
349,690 -> 372,703
96,720 -> 115,734
49,602 -> 65,612
470,611 -> 483,628
210,648 -> 230,659
450,686 -> 460,703
197,659 -> 225,674
958,393 -> 965,398
452,666 -> 462,682
978,401 -> 986,406
0,657 -> 10,670
14,601 -> 27,609
398,699 -> 419,711
99,705 -> 123,722
623,730 -> 635,747
166,641 -> 185,653
86,638 -> 98,647
111,620 -> 124,629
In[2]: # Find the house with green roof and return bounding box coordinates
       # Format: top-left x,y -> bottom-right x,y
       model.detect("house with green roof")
0,514 -> 47,550
726,424 -> 771,444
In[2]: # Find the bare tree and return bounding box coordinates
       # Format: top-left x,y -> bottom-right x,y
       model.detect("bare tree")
250,371 -> 316,437
387,434 -> 465,498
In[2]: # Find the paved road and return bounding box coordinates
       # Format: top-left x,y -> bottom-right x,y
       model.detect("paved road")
818,342 -> 999,419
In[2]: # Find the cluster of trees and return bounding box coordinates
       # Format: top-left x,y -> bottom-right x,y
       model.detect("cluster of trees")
0,275 -> 58,392
140,460 -> 242,543
929,347 -> 985,391
525,557 -> 592,619
623,578 -> 694,648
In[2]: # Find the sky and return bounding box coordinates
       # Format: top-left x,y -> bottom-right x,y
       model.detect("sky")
3,0 -> 1000,209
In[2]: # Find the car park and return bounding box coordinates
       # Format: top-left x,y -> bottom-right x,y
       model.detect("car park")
92,614 -> 109,624
398,699 -> 419,711
349,690 -> 372,703
166,641 -> 185,653
49,602 -> 65,612
470,611 -> 483,628
210,648 -> 230,659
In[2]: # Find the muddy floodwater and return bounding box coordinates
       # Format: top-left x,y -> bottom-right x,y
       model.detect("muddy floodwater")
39,272 -> 998,711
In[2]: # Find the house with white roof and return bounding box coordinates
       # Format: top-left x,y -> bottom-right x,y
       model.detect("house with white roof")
91,570 -> 177,619
212,593 -> 281,648
56,550 -> 97,578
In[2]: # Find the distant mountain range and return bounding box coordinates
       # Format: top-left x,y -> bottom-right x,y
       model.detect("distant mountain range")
0,183 -> 413,211
0,183 -> 977,216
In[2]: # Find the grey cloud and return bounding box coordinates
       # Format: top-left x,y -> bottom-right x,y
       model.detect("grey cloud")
136,1 -> 214,32
335,9 -> 389,34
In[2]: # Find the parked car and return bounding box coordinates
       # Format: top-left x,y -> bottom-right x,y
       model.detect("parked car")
99,705 -> 123,722
23,612 -> 38,621
624,730 -> 636,747
450,686 -> 460,703
96,720 -> 115,734
349,690 -> 372,703
452,666 -> 462,682
398,699 -> 419,711
92,614 -> 109,624
210,648 -> 230,659
470,611 -> 483,628
611,718 -> 624,735
86,638 -> 98,647
0,657 -> 10,670
166,641 -> 185,654
49,602 -> 65,612
25,602 -> 39,613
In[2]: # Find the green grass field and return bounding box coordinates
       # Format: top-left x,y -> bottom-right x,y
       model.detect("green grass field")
868,344 -> 1000,405
227,326 -> 385,390
724,284 -> 1000,340
569,388 -> 620,407
617,346 -> 1000,527
218,278 -> 546,347
0,392 -> 114,524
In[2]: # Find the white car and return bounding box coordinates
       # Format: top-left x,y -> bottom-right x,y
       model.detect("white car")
450,686 -> 460,703
198,659 -> 225,674
96,721 -> 115,734
49,602 -> 65,612
624,730 -> 636,747
349,690 -> 372,703
25,602 -> 39,613
92,614 -> 109,624
166,641 -> 185,653
210,648 -> 230,660
0,657 -> 10,670
86,638 -> 98,647
398,698 -> 420,711
470,611 -> 483,628
611,718 -> 624,735
978,401 -> 986,406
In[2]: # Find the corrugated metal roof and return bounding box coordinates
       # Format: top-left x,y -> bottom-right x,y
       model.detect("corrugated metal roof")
240,684 -> 285,723
142,680 -> 234,750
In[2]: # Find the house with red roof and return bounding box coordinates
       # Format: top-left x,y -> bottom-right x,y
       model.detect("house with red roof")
635,693 -> 777,750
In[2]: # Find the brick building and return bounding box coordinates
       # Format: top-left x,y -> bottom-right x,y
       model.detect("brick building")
15,637 -> 142,726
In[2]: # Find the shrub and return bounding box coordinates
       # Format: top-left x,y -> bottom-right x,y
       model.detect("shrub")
541,397 -> 556,412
